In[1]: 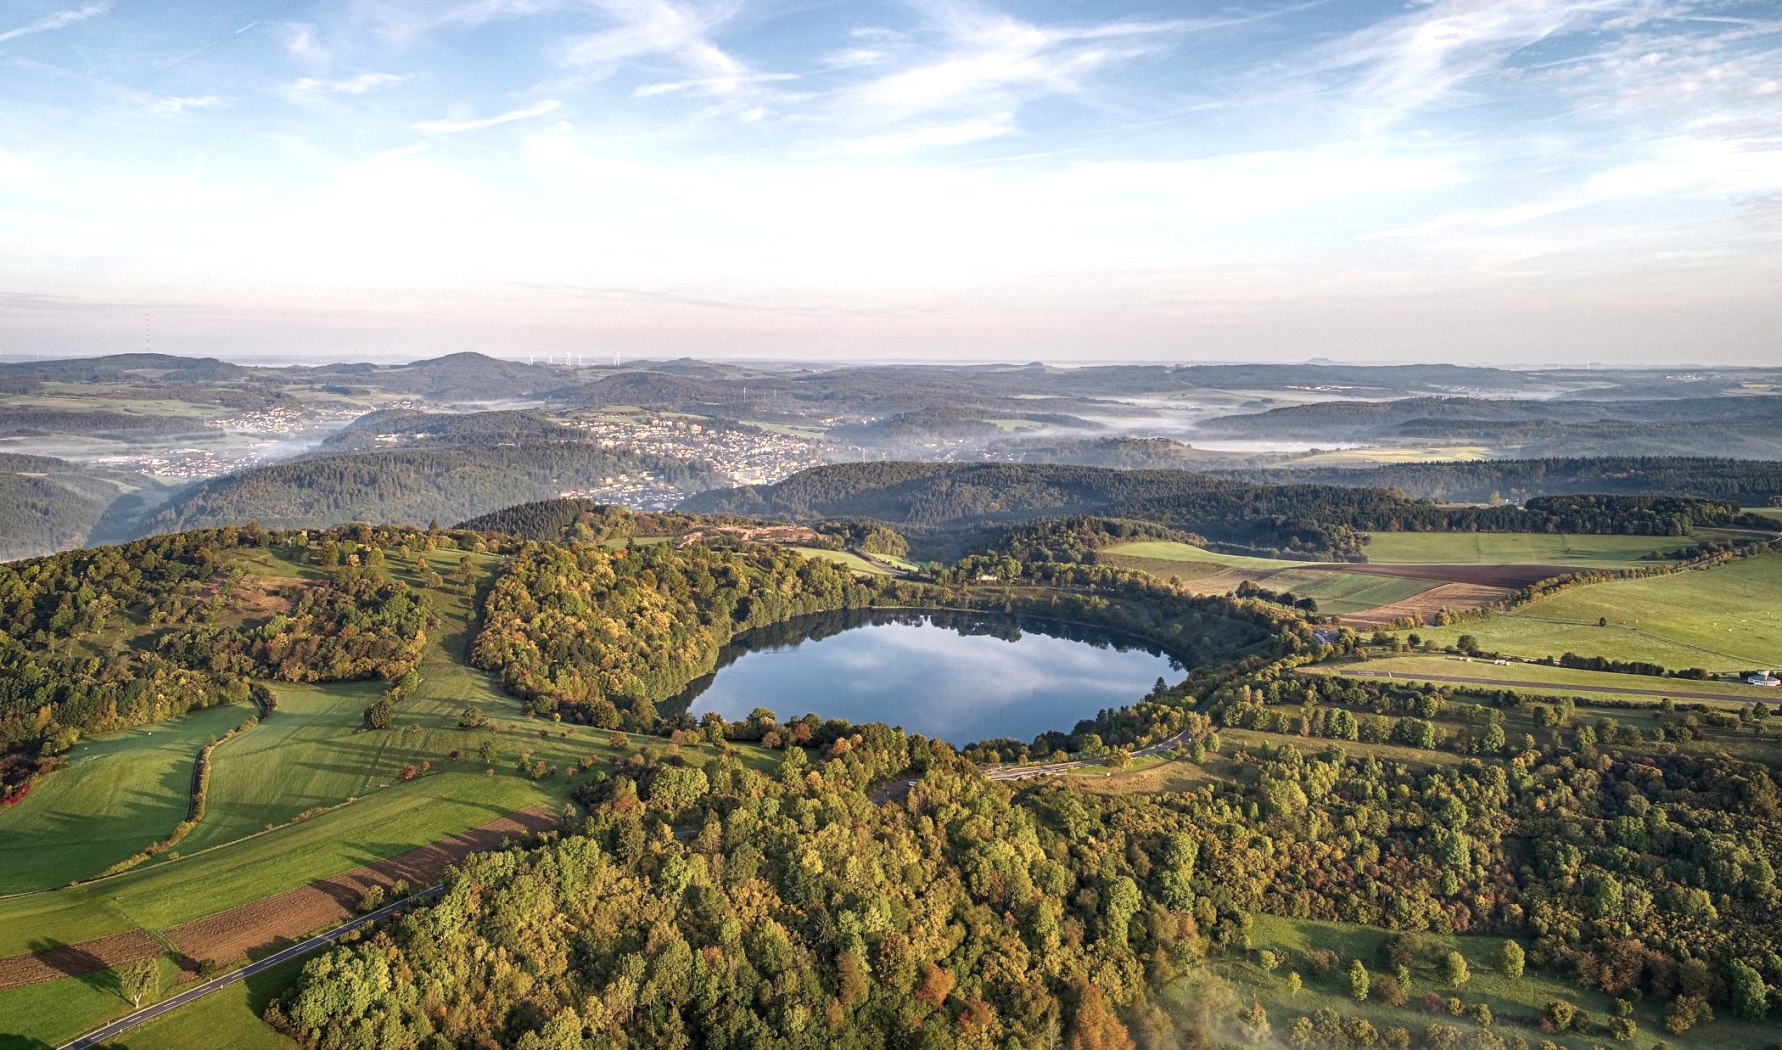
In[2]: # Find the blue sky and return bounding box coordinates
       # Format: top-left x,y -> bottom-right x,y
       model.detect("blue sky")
1,0 -> 1779,363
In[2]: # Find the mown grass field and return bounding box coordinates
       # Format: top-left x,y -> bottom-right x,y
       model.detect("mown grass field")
1101,540 -> 1302,571
1361,532 -> 1686,566
1409,553 -> 1782,672
1310,655 -> 1778,706
0,702 -> 253,894
1099,542 -> 1439,615
790,546 -> 894,575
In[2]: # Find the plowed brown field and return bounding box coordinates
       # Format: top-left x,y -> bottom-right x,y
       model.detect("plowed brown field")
0,808 -> 557,989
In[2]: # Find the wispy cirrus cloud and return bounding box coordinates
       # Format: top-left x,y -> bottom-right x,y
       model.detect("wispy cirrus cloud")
834,3 -> 1192,126
1304,0 -> 1659,126
562,0 -> 768,101
414,98 -> 562,134
0,1 -> 109,46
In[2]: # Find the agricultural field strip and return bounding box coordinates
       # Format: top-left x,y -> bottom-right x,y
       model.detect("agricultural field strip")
1307,657 -> 1777,706
0,808 -> 557,991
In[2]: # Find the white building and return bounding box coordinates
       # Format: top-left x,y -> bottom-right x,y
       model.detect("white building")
1746,671 -> 1780,688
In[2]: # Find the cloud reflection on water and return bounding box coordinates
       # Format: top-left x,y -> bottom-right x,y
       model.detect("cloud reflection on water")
682,617 -> 1177,744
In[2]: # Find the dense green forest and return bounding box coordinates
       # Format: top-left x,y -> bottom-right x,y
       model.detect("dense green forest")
115,442 -> 726,539
471,541 -> 886,726
0,454 -> 163,562
273,656 -> 1782,1048
320,408 -> 584,450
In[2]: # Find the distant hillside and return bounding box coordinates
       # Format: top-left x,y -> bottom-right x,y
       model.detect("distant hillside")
321,408 -> 579,450
0,353 -> 249,383
0,407 -> 209,438
0,454 -> 163,562
555,371 -> 736,406
1212,456 -> 1782,505
684,462 -> 1761,560
457,498 -> 763,544
119,443 -> 726,538
295,351 -> 568,401
1200,394 -> 1782,437
989,436 -> 1219,470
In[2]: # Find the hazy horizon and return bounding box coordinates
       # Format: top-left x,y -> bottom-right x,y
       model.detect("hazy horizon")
3,0 -> 1780,364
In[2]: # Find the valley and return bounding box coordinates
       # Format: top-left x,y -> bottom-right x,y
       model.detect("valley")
0,357 -> 1779,1050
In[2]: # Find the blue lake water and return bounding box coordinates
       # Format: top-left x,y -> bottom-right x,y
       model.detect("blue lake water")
670,610 -> 1182,744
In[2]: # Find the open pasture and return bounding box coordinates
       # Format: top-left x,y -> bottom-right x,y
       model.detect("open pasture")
1408,553 -> 1782,672
0,703 -> 253,894
1309,655 -> 1777,707
1362,531 -> 1686,566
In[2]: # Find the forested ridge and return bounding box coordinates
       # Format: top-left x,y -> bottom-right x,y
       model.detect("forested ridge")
470,541 -> 885,726
683,463 -> 1765,559
118,442 -> 726,539
1210,456 -> 1782,506
0,523 -> 510,798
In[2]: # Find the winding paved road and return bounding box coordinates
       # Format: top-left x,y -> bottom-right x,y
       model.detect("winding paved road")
58,887 -> 443,1050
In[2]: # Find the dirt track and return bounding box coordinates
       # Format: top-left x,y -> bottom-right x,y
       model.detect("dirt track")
0,808 -> 557,991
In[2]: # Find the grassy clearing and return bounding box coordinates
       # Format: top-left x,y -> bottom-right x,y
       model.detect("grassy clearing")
0,703 -> 253,894
790,547 -> 893,575
1212,914 -> 1773,1050
1100,541 -> 1301,571
1060,756 -> 1224,796
1363,532 -> 1685,566
1219,728 -> 1463,767
1311,655 -> 1778,706
1408,553 -> 1782,672
175,681 -> 387,854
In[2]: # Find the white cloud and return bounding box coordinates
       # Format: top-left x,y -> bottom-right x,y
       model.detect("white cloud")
354,0 -> 568,42
815,118 -> 1014,158
414,99 -> 563,134
834,5 -> 1189,126
561,0 -> 762,100
152,95 -> 227,116
0,1 -> 109,46
1307,0 -> 1654,126
284,22 -> 328,63
290,72 -> 413,97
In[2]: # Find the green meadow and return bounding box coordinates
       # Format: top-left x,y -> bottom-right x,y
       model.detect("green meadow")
1409,553 -> 1782,672
1360,531 -> 1687,566
0,702 -> 252,894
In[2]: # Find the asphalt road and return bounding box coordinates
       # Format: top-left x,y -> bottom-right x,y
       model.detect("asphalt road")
59,886 -> 443,1050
